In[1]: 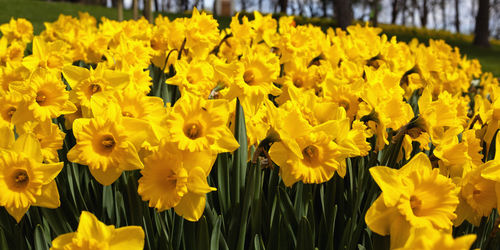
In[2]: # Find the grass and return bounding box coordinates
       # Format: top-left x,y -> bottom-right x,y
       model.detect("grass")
1,0 -> 499,76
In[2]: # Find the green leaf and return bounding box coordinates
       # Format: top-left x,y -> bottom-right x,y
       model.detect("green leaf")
34,224 -> 47,250
253,234 -> 265,250
0,227 -> 9,250
197,217 -> 210,250
232,99 -> 248,204
297,217 -> 313,250
210,216 -> 222,250
216,153 -> 231,214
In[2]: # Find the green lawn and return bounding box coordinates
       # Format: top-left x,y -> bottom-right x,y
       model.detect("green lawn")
1,0 -> 499,76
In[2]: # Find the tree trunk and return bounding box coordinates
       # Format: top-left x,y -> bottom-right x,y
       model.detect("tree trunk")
473,0 -> 490,47
455,0 -> 460,33
419,0 -> 428,28
391,0 -> 398,24
154,0 -> 160,12
441,0 -> 446,29
143,0 -> 153,23
213,0 -> 217,15
279,0 -> 288,14
117,0 -> 123,21
401,0 -> 407,25
333,0 -> 353,30
322,0 -> 327,17
370,0 -> 380,27
133,0 -> 139,20
241,0 -> 247,11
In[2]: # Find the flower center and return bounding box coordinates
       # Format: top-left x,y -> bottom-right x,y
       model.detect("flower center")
293,77 -> 304,88
89,84 -> 102,94
184,123 -> 201,139
12,169 -> 29,189
243,70 -> 255,85
186,75 -> 194,84
473,189 -> 481,197
36,91 -> 47,105
6,107 -> 16,120
101,135 -> 116,151
339,100 -> 350,111
122,111 -> 134,118
302,145 -> 319,163
409,195 -> 422,214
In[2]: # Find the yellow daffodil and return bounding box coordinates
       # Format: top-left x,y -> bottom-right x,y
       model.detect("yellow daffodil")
22,36 -> 72,73
11,68 -> 76,123
454,164 -> 496,226
0,129 -> 63,223
67,104 -> 145,185
138,140 -> 216,221
0,18 -> 33,45
62,63 -> 129,114
17,120 -> 65,163
395,227 -> 476,250
224,46 -> 281,113
480,135 -> 500,213
50,211 -> 145,250
365,153 -> 459,248
184,7 -> 220,58
166,58 -> 216,98
165,93 -> 239,153
269,124 -> 341,186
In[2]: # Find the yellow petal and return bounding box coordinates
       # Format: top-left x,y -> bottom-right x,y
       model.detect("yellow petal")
0,123 -> 14,149
481,161 -> 500,182
211,127 -> 240,153
77,211 -> 114,241
109,226 -> 145,250
119,142 -> 144,171
62,65 -> 90,88
103,70 -> 130,88
399,152 -> 432,176
174,192 -> 206,222
182,150 -> 216,174
369,166 -> 403,207
50,232 -> 76,250
71,118 -> 91,140
67,147 -> 81,164
187,167 -> 216,195
39,162 -> 64,184
13,133 -> 43,163
33,181 -> 60,208
5,203 -> 29,223
61,100 -> 77,114
89,166 -> 123,186
122,117 -> 156,150
365,195 -> 398,235
389,215 -> 412,249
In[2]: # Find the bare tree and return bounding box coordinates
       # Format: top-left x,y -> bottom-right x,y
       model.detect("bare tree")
455,0 -> 460,32
144,0 -> 153,22
401,0 -> 407,25
117,0 -> 123,21
333,0 -> 353,29
473,0 -> 490,47
279,0 -> 288,14
133,0 -> 139,20
370,0 -> 380,26
322,0 -> 328,17
440,0 -> 445,29
419,0 -> 429,27
391,0 -> 399,24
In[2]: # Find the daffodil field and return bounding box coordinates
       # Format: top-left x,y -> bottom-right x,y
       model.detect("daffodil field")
1,7 -> 500,249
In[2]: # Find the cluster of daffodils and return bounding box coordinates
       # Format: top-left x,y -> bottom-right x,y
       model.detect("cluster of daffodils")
1,8 -> 499,249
